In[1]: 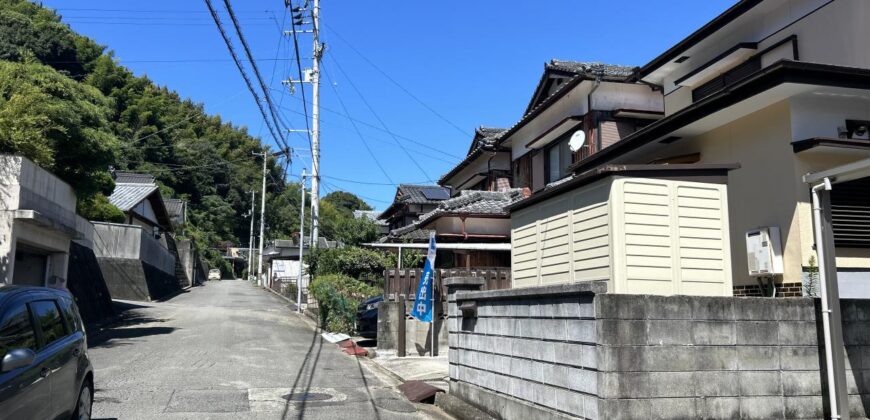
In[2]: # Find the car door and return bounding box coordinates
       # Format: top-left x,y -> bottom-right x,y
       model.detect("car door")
0,299 -> 51,420
28,299 -> 76,419
56,296 -> 87,418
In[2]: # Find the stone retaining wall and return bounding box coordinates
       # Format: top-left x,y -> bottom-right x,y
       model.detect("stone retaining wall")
446,280 -> 870,420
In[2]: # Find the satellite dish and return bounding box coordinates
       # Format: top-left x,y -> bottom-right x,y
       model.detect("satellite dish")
568,130 -> 586,152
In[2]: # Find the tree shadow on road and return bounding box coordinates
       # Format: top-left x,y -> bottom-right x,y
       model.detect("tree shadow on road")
281,323 -> 324,420
87,307 -> 175,349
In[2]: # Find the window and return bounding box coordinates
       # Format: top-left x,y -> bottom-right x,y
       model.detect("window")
513,153 -> 533,190
0,304 -> 37,355
30,300 -> 67,349
545,135 -> 572,184
58,297 -> 82,333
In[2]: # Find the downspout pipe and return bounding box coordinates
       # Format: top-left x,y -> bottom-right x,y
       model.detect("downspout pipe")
811,177 -> 840,420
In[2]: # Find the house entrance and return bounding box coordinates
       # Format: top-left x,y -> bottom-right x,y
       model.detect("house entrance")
12,244 -> 48,286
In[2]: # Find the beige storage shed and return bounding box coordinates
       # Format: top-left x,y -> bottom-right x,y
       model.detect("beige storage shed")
508,164 -> 738,296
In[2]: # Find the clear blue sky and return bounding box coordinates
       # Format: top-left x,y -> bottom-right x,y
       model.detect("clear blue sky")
41,0 -> 735,210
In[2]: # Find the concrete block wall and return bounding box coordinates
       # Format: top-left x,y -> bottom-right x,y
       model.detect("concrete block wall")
594,294 -> 869,419
448,283 -> 604,420
448,281 -> 870,420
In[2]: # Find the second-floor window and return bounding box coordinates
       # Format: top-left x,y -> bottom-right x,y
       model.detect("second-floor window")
545,135 -> 572,184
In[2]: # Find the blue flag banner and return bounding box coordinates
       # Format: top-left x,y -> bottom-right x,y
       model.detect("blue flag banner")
410,232 -> 437,323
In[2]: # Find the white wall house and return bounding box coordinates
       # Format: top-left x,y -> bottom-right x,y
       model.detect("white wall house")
543,0 -> 870,298
0,155 -> 79,288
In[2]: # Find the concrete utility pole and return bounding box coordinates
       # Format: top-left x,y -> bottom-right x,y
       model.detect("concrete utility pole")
253,149 -> 289,287
297,170 -> 306,313
282,0 -> 321,247
253,151 -> 268,287
247,190 -> 256,281
309,0 -> 322,247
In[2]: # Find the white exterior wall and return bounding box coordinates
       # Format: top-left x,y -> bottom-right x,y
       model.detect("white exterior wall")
0,155 -> 76,287
510,177 -> 732,296
443,152 -> 511,191
431,217 -> 510,237
661,0 -> 870,116
508,82 -> 592,159
592,82 -> 664,113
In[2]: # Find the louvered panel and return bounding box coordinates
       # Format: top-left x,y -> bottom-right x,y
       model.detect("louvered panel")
831,178 -> 870,248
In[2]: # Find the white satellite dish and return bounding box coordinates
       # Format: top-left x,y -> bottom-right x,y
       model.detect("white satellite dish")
568,130 -> 586,152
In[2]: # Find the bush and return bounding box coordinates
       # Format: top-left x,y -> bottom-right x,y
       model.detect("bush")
309,274 -> 379,334
305,246 -> 389,280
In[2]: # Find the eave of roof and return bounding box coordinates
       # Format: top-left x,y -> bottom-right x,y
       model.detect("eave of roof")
508,164 -> 739,212
438,146 -> 510,186
792,137 -> 870,154
497,69 -> 639,151
638,0 -> 764,79
569,61 -> 870,176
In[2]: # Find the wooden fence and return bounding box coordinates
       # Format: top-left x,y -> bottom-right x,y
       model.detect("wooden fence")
383,267 -> 511,301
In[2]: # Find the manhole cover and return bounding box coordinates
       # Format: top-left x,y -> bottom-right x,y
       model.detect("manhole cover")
281,392 -> 332,402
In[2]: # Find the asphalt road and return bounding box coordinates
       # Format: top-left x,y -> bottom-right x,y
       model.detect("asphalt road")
88,280 -> 435,420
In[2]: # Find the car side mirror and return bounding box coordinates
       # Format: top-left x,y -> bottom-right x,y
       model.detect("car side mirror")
2,348 -> 36,373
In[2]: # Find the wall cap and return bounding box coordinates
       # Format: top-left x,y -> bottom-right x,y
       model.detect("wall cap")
444,277 -> 486,287
456,280 -> 607,301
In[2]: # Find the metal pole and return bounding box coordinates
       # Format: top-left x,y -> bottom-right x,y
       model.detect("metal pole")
256,151 -> 267,287
309,0 -> 322,247
248,190 -> 256,281
297,170 -> 306,313
431,279 -> 437,357
811,179 -> 850,420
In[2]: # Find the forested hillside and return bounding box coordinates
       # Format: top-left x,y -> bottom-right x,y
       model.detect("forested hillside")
0,0 -> 379,270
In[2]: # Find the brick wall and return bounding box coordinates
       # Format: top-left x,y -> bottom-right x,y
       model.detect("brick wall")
447,281 -> 870,420
733,282 -> 803,297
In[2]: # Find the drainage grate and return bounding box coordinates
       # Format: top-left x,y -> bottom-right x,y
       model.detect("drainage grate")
281,392 -> 333,402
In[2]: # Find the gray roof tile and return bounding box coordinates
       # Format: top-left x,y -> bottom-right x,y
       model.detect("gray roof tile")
108,183 -> 159,211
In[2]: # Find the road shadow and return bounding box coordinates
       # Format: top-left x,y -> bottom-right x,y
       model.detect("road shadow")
355,339 -> 377,348
88,325 -> 176,348
281,324 -> 324,420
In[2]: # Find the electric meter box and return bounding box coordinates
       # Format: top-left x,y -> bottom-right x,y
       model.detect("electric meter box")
746,227 -> 784,276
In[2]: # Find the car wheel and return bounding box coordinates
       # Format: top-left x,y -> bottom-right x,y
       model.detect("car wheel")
72,380 -> 93,420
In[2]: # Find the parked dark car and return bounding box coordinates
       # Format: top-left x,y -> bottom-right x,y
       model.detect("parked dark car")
0,285 -> 94,420
355,295 -> 383,339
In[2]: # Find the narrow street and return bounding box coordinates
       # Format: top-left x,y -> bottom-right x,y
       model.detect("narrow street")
87,280 -> 430,419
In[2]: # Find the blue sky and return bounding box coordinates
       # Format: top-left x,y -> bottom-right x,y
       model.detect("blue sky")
41,0 -> 735,210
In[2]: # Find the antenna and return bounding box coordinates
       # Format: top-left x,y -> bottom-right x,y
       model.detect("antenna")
568,130 -> 587,152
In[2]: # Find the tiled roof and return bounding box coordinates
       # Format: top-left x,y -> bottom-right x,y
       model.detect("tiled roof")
353,210 -> 388,226
382,189 -> 523,241
467,126 -> 508,156
108,183 -> 159,211
416,189 -> 524,227
113,171 -> 155,184
396,184 -> 451,204
164,198 -> 185,218
546,60 -> 635,80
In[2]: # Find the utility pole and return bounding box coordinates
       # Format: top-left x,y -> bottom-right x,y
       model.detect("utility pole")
297,170 -> 306,313
247,190 -> 256,281
310,0 -> 322,247
283,0 -> 322,247
253,151 -> 268,287
253,148 -> 289,287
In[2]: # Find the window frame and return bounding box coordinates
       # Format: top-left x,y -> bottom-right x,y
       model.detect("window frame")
28,299 -> 69,351
544,134 -> 573,184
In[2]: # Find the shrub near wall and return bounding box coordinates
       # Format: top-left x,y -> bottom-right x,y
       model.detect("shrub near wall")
309,274 -> 379,334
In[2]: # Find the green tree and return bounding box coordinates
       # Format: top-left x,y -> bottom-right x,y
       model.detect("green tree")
0,60 -> 120,220
323,191 -> 372,215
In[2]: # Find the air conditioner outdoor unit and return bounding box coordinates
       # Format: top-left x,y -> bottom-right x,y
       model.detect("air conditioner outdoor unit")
746,227 -> 784,277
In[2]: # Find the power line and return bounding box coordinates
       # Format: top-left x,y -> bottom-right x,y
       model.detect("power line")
221,0 -> 292,156
325,52 -> 433,182
270,88 -> 462,160
323,23 -> 471,138
203,0 -> 284,151
54,7 -> 276,13
321,180 -> 392,204
321,62 -> 394,185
